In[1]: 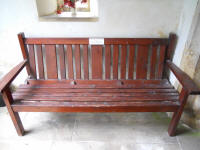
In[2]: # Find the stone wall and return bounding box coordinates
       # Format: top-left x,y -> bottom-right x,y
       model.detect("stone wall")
179,9 -> 200,129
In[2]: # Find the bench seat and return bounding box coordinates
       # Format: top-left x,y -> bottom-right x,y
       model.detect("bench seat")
11,79 -> 180,112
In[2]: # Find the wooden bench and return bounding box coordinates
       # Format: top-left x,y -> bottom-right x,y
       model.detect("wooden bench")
0,33 -> 199,136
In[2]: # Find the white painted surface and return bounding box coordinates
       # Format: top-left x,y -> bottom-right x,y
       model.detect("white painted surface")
0,0 -> 196,85
89,38 -> 104,45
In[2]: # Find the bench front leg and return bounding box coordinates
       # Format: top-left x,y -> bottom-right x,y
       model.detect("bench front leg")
168,88 -> 189,136
2,88 -> 25,136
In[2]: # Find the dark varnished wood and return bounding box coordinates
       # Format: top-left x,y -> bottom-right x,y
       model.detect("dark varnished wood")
28,45 -> 36,78
0,60 -> 27,92
128,45 -> 135,79
25,79 -> 173,89
136,45 -> 148,79
168,88 -> 189,136
2,88 -> 25,136
113,45 -> 119,79
83,45 -> 89,79
92,45 -> 103,79
66,45 -> 74,79
150,45 -> 157,79
120,45 -> 127,79
45,45 -> 58,79
166,60 -> 200,94
105,45 -> 111,79
18,33 -> 31,75
75,45 -> 81,79
2,33 -> 199,136
12,100 -> 179,113
157,45 -> 166,79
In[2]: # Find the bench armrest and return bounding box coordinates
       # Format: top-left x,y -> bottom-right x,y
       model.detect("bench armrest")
166,60 -> 200,95
0,59 -> 27,92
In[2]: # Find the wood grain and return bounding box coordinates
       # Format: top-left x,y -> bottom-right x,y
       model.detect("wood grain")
45,45 -> 58,79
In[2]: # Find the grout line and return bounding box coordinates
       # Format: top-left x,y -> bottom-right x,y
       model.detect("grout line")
176,136 -> 183,150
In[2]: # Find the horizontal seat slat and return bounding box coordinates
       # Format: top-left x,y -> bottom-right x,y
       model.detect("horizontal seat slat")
13,92 -> 179,97
14,88 -> 178,93
13,95 -> 179,102
12,101 -> 180,112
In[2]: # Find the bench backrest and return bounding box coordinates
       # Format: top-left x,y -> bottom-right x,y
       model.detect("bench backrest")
18,33 -> 176,80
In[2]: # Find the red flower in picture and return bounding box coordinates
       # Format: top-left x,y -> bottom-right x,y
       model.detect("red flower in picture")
57,0 -> 88,14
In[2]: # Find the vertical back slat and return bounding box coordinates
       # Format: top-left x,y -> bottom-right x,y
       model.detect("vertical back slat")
28,45 -> 36,78
45,45 -> 58,79
150,45 -> 157,79
113,45 -> 119,79
75,45 -> 81,79
36,45 -> 44,79
120,45 -> 127,79
92,45 -> 103,79
136,45 -> 148,79
66,45 -> 74,79
128,45 -> 135,79
58,45 -> 66,79
105,45 -> 111,79
83,45 -> 89,79
157,45 -> 166,79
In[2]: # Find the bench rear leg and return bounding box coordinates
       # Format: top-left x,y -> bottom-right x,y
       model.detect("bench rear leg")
168,88 -> 189,136
2,88 -> 25,136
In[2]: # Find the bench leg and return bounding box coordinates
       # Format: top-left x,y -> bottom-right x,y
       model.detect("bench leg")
168,88 -> 189,136
2,88 -> 25,136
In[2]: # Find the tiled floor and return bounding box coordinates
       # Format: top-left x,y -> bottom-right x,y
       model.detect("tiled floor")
0,107 -> 200,150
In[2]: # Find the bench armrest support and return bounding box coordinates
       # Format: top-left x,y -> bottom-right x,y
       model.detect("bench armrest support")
166,60 -> 200,95
0,59 -> 27,92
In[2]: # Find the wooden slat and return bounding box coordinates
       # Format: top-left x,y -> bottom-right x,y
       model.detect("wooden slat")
13,92 -> 178,97
75,45 -> 81,79
22,79 -> 174,89
113,45 -> 119,79
28,45 -> 36,78
15,88 -> 178,94
83,45 -> 89,80
105,45 -> 111,79
120,45 -> 127,79
150,46 -> 157,79
12,100 -> 179,113
128,45 -> 135,79
157,45 -> 166,79
66,45 -> 74,79
45,45 -> 58,79
36,45 -> 44,79
104,38 -> 169,45
92,45 -> 103,79
13,95 -> 179,102
58,45 -> 66,79
25,38 -> 89,45
136,45 -> 149,79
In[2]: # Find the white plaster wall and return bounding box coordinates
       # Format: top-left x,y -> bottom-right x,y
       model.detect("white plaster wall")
0,0 -> 186,85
